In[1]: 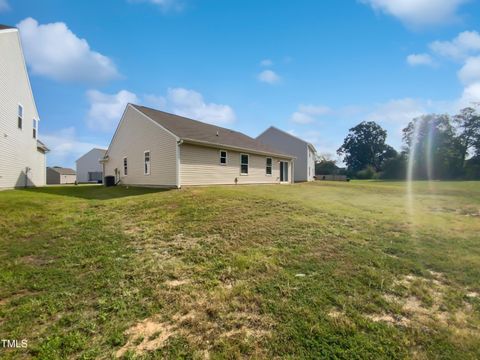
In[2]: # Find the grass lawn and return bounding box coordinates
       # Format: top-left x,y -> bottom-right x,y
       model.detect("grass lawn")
0,181 -> 479,359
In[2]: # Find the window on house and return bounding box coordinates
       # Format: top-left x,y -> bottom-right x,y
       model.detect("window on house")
123,157 -> 128,176
240,154 -> 249,175
220,150 -> 227,165
266,157 -> 272,175
32,119 -> 37,138
144,151 -> 151,175
18,104 -> 23,129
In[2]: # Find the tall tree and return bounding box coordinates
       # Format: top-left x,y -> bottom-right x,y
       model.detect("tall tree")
337,121 -> 394,172
403,114 -> 463,179
454,107 -> 480,164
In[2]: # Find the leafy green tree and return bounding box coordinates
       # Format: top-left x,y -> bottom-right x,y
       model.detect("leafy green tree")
337,121 -> 395,173
454,107 -> 480,164
403,114 -> 463,179
379,152 -> 407,179
315,160 -> 338,175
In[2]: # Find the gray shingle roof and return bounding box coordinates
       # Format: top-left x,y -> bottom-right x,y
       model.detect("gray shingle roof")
49,167 -> 76,175
131,104 -> 294,158
0,24 -> 15,31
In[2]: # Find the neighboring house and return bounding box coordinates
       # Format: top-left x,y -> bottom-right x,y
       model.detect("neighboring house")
256,126 -> 317,182
46,167 -> 77,185
0,24 -> 48,189
102,104 -> 294,188
76,148 -> 107,183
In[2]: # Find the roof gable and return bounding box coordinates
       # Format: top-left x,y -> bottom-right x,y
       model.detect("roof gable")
76,148 -> 107,162
258,126 -> 317,153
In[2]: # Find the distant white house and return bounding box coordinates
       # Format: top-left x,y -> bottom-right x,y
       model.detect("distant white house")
76,148 -> 107,183
102,104 -> 294,187
46,167 -> 76,185
257,126 -> 316,182
0,24 -> 48,189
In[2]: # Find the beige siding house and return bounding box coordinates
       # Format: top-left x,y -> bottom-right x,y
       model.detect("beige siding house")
0,24 -> 48,189
46,167 -> 76,185
103,104 -> 294,187
257,126 -> 317,182
76,148 -> 107,183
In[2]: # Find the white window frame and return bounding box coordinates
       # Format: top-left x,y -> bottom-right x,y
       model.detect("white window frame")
240,153 -> 249,175
219,150 -> 228,166
266,157 -> 272,176
123,157 -> 128,176
18,103 -> 23,129
144,150 -> 151,175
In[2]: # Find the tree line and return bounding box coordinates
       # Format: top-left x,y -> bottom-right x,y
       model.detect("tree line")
316,107 -> 480,180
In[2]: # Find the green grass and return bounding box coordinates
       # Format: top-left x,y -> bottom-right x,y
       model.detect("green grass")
0,181 -> 479,359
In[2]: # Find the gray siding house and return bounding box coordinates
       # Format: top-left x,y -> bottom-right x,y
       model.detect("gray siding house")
46,167 -> 76,185
76,148 -> 107,183
0,24 -> 48,189
257,126 -> 317,182
103,104 -> 295,187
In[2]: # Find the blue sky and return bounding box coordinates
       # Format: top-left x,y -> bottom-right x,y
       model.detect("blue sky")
2,0 -> 480,167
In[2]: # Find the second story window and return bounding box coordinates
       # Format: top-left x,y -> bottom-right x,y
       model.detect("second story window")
32,119 -> 37,138
18,104 -> 23,129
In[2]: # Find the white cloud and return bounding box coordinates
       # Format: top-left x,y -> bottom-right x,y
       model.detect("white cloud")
360,0 -> 469,27
458,56 -> 480,85
260,59 -> 273,67
366,98 -> 429,125
143,94 -> 167,109
166,88 -> 235,125
86,87 -> 235,131
258,70 -> 281,84
290,104 -> 331,124
430,31 -> 480,60
0,0 -> 10,12
459,82 -> 480,108
86,90 -> 138,132
42,127 -> 106,168
16,17 -> 119,84
407,53 -> 435,66
128,0 -> 184,12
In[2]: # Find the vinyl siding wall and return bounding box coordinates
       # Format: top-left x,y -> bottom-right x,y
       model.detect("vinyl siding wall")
46,169 -> 76,184
104,106 -> 178,187
307,146 -> 316,181
179,143 -> 292,186
76,149 -> 106,183
0,30 -> 46,188
257,127 -> 313,182
46,168 -> 59,184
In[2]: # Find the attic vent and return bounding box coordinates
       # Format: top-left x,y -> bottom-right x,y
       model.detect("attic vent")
216,131 -> 219,136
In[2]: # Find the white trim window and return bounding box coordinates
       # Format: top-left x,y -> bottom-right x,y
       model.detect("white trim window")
266,157 -> 272,175
123,157 -> 128,176
240,154 -> 249,175
219,150 -> 227,165
144,151 -> 151,175
32,119 -> 37,139
18,104 -> 23,129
